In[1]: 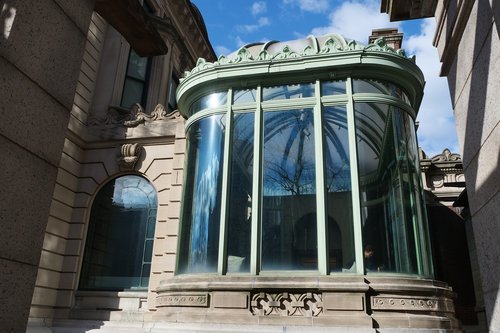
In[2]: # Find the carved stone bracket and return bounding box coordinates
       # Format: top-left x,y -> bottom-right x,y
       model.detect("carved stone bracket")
250,292 -> 323,317
118,143 -> 142,171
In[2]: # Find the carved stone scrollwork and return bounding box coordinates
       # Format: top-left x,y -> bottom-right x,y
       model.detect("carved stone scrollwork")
431,148 -> 461,162
250,292 -> 323,317
101,103 -> 180,127
118,143 -> 142,171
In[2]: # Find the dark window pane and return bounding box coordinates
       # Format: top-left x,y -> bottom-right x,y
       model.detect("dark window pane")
121,78 -> 144,108
79,175 -> 157,290
263,83 -> 314,101
127,50 -> 148,80
323,106 -> 355,272
226,113 -> 254,273
262,108 -> 317,270
167,76 -> 179,112
178,115 -> 226,273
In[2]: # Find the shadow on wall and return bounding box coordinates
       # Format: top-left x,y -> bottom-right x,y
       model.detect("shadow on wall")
446,0 -> 500,329
427,203 -> 477,326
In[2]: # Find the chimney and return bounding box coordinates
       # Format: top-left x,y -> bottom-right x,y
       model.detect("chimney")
369,28 -> 403,50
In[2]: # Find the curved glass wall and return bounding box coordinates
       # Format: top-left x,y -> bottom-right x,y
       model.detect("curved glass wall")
177,114 -> 226,274
80,175 -> 157,290
178,78 -> 431,277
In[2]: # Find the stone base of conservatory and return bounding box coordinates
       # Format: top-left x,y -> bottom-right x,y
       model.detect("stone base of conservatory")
155,275 -> 461,332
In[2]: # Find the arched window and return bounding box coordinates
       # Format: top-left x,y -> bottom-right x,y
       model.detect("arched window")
79,175 -> 157,290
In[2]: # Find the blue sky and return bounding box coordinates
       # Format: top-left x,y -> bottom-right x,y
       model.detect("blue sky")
192,0 -> 460,157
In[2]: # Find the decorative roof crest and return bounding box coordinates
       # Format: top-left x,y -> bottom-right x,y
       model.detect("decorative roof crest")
181,35 -> 416,79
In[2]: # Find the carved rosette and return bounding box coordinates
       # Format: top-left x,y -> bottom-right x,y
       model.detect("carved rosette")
157,293 -> 209,307
118,143 -> 142,171
250,292 -> 323,317
371,296 -> 440,311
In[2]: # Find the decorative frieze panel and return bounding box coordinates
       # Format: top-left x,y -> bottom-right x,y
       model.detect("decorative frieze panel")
250,292 -> 323,317
156,293 -> 209,307
371,296 -> 439,311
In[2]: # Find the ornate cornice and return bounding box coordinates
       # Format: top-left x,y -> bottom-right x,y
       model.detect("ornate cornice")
181,35 -> 415,80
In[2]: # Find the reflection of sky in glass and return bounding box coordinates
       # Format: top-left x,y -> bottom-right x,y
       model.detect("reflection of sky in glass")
324,106 -> 351,192
112,176 -> 157,208
188,115 -> 225,270
190,92 -> 228,114
263,109 -> 316,196
263,83 -> 314,101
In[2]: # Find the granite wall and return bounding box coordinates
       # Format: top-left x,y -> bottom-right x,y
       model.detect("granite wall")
0,0 -> 94,331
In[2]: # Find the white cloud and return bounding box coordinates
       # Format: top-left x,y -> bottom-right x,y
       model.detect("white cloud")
215,45 -> 231,56
311,0 -> 398,43
237,16 -> 271,33
405,19 -> 459,156
235,36 -> 247,47
283,0 -> 329,13
251,1 -> 267,16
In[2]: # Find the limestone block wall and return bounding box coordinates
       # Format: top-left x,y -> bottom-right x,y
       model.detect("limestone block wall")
29,12 -> 108,321
433,0 -> 500,330
0,0 -> 95,331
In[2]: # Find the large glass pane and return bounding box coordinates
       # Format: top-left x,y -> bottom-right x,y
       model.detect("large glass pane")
178,115 -> 226,273
262,108 -> 317,270
263,83 -> 314,101
323,106 -> 355,272
226,113 -> 254,273
79,175 -> 157,290
355,103 -> 422,274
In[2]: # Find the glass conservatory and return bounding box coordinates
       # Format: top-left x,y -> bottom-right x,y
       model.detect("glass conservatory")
156,34 -> 458,331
